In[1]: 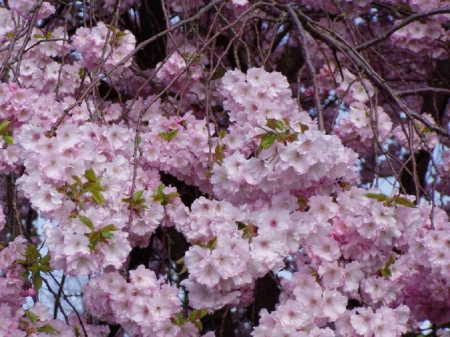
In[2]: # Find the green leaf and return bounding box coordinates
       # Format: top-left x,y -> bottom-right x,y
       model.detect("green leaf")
29,264 -> 41,273
3,135 -> 13,144
78,215 -> 95,231
116,31 -> 127,41
34,273 -> 43,291
189,309 -> 207,321
178,264 -> 188,275
266,118 -> 285,131
0,120 -> 11,133
236,221 -> 246,230
25,244 -> 40,260
101,231 -> 114,239
89,231 -> 102,250
158,129 -> 178,142
210,69 -> 226,80
84,168 -> 97,182
72,175 -> 83,185
91,191 -> 105,205
34,33 -> 44,39
299,123 -> 309,133
78,68 -> 85,79
156,184 -> 165,194
380,267 -> 391,277
25,310 -> 39,324
194,320 -> 203,331
168,129 -> 179,141
41,253 -> 51,262
37,324 -> 58,334
83,183 -> 104,193
214,144 -> 224,164
74,326 -> 81,337
260,133 -> 276,149
393,196 -> 415,208
166,192 -> 181,199
101,224 -> 117,232
380,255 -> 395,277
132,190 -> 144,202
39,263 -> 52,273
365,193 -> 390,203
173,312 -> 185,325
158,132 -> 169,141
189,310 -> 199,322
205,237 -> 217,250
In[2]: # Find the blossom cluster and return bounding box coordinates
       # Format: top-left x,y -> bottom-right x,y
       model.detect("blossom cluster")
72,22 -> 135,71
83,267 -> 185,337
391,20 -> 449,59
0,236 -> 107,336
212,68 -> 358,204
392,113 -> 439,152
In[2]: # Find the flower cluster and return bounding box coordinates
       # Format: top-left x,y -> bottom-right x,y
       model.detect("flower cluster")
83,267 -> 185,337
334,103 -> 393,154
72,22 -> 135,71
392,113 -> 438,152
391,20 -> 449,58
139,111 -> 212,190
211,68 -> 358,204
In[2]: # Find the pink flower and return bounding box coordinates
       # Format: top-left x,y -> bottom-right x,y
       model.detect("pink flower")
318,262 -> 345,289
279,142 -> 311,174
322,290 -> 347,321
147,294 -> 176,322
343,261 -> 364,293
66,253 -> 99,276
30,185 -> 63,212
196,256 -> 221,287
251,234 -> 286,265
350,307 -> 376,336
63,232 -> 90,255
310,235 -> 341,262
129,265 -> 158,289
276,299 -> 309,329
100,233 -> 131,268
129,297 -> 153,324
212,244 -> 244,279
308,195 -> 339,223
254,209 -> 290,234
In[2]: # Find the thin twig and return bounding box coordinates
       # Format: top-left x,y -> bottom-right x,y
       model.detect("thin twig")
287,4 -> 325,131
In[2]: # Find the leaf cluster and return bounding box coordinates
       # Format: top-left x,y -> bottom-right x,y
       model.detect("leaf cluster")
365,193 -> 415,208
122,190 -> 149,217
60,168 -> 105,210
152,184 -> 180,206
0,120 -> 14,146
78,215 -> 117,251
173,309 -> 208,331
158,129 -> 179,142
255,118 -> 308,155
17,244 -> 51,291
21,311 -> 58,335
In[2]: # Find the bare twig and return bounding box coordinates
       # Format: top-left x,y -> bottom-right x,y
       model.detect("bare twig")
287,4 -> 325,131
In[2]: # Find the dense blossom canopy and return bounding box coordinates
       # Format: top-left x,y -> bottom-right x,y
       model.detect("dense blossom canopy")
1,0 -> 450,336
